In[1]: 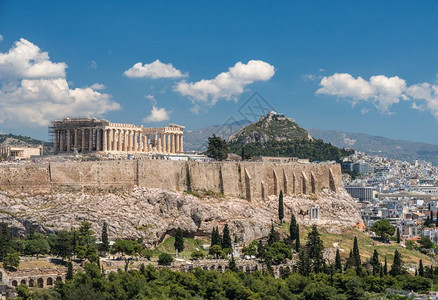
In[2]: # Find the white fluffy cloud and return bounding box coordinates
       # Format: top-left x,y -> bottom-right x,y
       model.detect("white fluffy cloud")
124,59 -> 187,79
0,35 -> 3,42
0,39 -> 120,127
317,72 -> 438,119
142,95 -> 170,123
0,38 -> 67,79
175,60 -> 275,105
316,73 -> 407,112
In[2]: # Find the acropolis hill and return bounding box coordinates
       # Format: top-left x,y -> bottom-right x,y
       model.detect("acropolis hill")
0,117 -> 362,244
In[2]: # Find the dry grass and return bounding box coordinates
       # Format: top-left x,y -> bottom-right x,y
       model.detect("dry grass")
19,259 -> 58,270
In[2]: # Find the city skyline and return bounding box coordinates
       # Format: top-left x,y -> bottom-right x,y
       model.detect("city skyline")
1,1 -> 438,144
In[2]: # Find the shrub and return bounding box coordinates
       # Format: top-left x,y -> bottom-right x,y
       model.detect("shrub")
158,253 -> 173,266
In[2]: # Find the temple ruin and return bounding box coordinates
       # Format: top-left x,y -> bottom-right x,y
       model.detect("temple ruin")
50,118 -> 184,154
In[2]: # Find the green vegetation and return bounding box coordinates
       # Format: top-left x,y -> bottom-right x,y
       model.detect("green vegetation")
371,219 -> 395,241
206,134 -> 228,161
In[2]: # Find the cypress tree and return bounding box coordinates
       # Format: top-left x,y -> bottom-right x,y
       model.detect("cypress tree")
295,225 -> 301,251
370,249 -> 380,275
267,223 -> 279,246
290,213 -> 298,242
221,224 -> 232,250
211,227 -> 221,247
384,256 -> 388,275
352,236 -> 361,274
396,227 -> 400,244
298,249 -> 311,276
425,216 -> 430,227
66,261 -> 74,280
415,269 -> 417,276
101,221 -> 109,253
306,225 -> 324,273
435,214 -> 438,227
431,211 -> 434,223
335,248 -> 342,272
257,240 -> 265,258
419,259 -> 424,277
278,190 -> 284,223
344,250 -> 354,271
379,263 -> 384,277
390,250 -> 403,276
174,227 -> 184,253
228,255 -> 238,272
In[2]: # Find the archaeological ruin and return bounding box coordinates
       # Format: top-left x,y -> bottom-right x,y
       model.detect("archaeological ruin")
50,118 -> 184,154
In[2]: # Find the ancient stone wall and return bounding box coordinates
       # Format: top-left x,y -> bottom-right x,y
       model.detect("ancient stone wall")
0,160 -> 342,200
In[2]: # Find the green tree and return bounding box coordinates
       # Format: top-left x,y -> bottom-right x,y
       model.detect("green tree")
101,222 -> 109,253
267,223 -> 279,246
290,213 -> 298,241
298,249 -> 311,276
278,190 -> 284,223
210,227 -> 221,247
228,255 -> 238,272
352,236 -> 361,275
158,253 -> 173,265
48,230 -> 73,260
111,239 -> 141,256
256,240 -> 265,258
174,227 -> 185,254
0,222 -> 12,261
306,225 -> 324,273
190,250 -> 205,260
384,256 -> 388,275
396,227 -> 401,243
242,241 -> 257,257
390,250 -> 403,276
335,248 -> 342,272
221,224 -> 232,250
419,259 -> 424,277
206,134 -> 228,161
295,225 -> 301,251
419,236 -> 434,249
24,233 -> 50,257
370,249 -> 380,275
344,250 -> 354,271
264,242 -> 292,265
371,219 -> 395,241
3,252 -> 19,270
209,245 -> 223,259
66,261 -> 74,280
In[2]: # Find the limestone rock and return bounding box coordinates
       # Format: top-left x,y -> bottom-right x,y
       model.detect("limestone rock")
0,187 -> 362,246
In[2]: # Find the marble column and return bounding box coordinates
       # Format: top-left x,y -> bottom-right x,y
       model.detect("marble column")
66,130 -> 71,152
134,131 -> 138,152
89,128 -> 94,151
175,133 -> 180,153
117,130 -> 122,151
74,129 -> 78,150
96,128 -> 101,151
54,130 -> 59,153
161,133 -> 165,153
107,130 -> 111,151
81,129 -> 86,152
122,130 -> 127,151
180,134 -> 184,153
172,134 -> 176,153
102,129 -> 107,152
166,133 -> 170,153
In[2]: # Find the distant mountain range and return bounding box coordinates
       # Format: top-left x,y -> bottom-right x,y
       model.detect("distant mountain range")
308,129 -> 438,164
184,120 -> 438,164
0,133 -> 50,147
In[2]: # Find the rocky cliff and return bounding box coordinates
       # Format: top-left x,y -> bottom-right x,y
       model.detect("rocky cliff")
0,187 -> 362,245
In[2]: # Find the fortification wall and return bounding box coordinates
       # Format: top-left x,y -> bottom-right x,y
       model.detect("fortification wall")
0,160 -> 342,200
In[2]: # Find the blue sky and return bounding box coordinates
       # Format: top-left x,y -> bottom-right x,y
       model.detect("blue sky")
1,1 -> 438,144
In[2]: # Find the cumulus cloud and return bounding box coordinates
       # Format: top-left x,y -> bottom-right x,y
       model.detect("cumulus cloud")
90,60 -> 97,69
142,95 -> 170,123
124,59 -> 187,79
0,39 -> 120,127
316,73 -> 407,112
0,35 -> 3,42
316,72 -> 438,119
175,60 -> 275,105
90,83 -> 106,90
0,38 -> 67,79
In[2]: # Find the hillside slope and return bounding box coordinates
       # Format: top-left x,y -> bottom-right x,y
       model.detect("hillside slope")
228,112 -> 347,161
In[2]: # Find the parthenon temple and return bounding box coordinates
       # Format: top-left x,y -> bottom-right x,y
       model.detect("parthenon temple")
50,118 -> 184,154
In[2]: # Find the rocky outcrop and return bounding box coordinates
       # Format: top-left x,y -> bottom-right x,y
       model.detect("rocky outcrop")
0,187 -> 362,246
